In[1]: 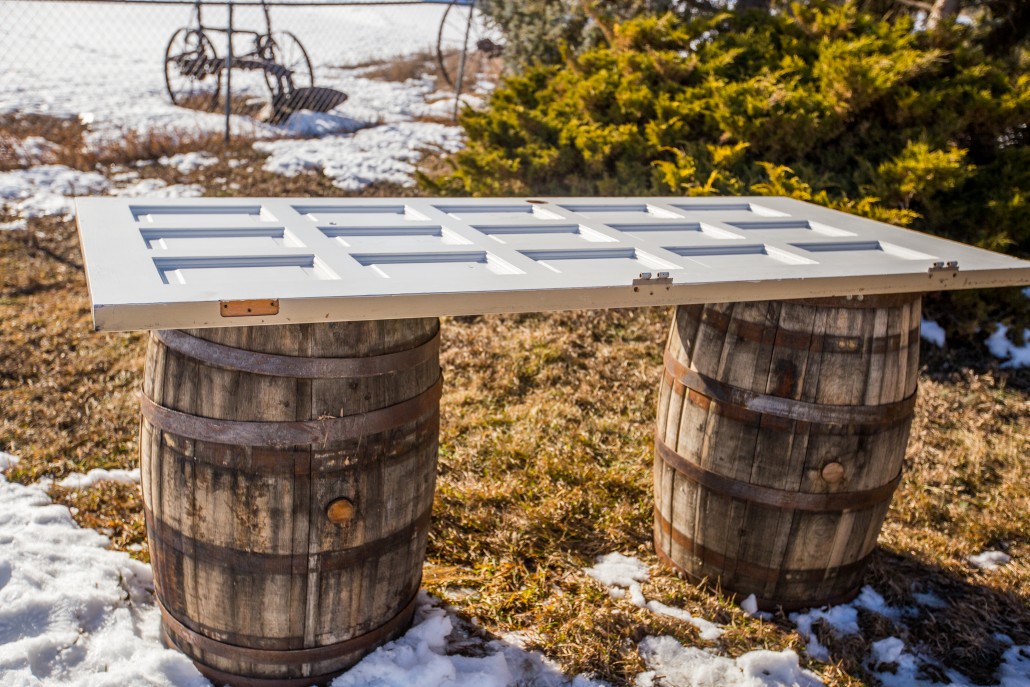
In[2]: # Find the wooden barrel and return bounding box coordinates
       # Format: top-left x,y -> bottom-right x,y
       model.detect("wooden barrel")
140,319 -> 441,686
654,295 -> 920,610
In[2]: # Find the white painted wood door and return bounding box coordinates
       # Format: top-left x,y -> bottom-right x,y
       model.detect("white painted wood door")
75,196 -> 1030,331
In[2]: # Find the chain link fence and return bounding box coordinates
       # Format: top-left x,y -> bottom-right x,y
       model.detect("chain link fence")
0,0 -> 498,142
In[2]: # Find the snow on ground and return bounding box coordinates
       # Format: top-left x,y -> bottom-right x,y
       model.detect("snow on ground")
0,1 -> 467,140
1,1 -> 484,210
330,594 -> 607,687
790,586 -> 1030,687
635,637 -> 822,687
256,120 -> 464,190
739,594 -> 773,620
0,466 -> 1027,685
985,324 -> 1030,368
0,464 -> 610,687
109,178 -> 205,199
158,152 -> 218,175
587,555 -> 1030,687
0,162 -> 203,219
584,552 -> 651,589
0,473 -> 206,687
921,319 -> 946,347
0,165 -> 110,220
967,550 -> 1012,571
35,468 -> 141,492
7,137 -> 58,167
585,553 -> 723,641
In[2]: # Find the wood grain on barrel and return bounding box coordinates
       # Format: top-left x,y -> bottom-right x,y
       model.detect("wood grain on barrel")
654,296 -> 919,609
141,319 -> 440,683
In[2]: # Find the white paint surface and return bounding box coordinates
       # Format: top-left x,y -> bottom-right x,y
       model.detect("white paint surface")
74,195 -> 1030,331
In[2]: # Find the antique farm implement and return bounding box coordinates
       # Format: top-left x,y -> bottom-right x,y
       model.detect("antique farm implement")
164,0 -> 346,122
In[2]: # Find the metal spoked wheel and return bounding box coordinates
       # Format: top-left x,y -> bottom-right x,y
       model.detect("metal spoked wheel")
164,27 -> 222,111
260,31 -> 314,102
435,1 -> 498,90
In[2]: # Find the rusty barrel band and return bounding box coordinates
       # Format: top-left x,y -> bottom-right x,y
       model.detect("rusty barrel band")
159,589 -> 419,668
664,350 -> 917,427
154,327 -> 440,379
667,369 -> 912,436
144,502 -> 433,575
652,546 -> 862,612
155,578 -> 424,653
696,306 -> 921,355
652,508 -> 872,587
655,435 -> 901,512
140,376 -> 442,448
142,415 -> 439,475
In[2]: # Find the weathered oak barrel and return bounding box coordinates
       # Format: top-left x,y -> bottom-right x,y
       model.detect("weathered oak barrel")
140,319 -> 441,686
654,295 -> 920,610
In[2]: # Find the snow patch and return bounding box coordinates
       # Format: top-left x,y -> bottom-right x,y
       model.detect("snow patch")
920,319 -> 946,347
985,325 -> 1030,368
0,475 -> 208,686
8,136 -> 59,166
967,550 -> 1012,570
282,110 -> 368,137
0,165 -> 109,219
866,642 -> 973,687
852,586 -> 903,621
739,593 -> 773,620
585,554 -> 723,641
870,636 -> 906,666
789,587 -> 904,660
585,553 -> 650,588
53,467 -> 140,490
110,178 -> 205,198
329,592 -> 607,687
998,645 -> 1030,687
784,585 -> 1030,687
637,636 -> 822,687
0,219 -> 28,231
159,152 -> 219,175
646,600 -> 724,641
911,592 -> 948,609
254,121 -> 464,190
330,598 -> 514,687
0,472 -> 607,687
790,603 -> 860,661
0,452 -> 20,470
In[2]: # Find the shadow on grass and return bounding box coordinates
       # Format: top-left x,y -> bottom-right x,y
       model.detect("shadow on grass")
859,547 -> 1029,685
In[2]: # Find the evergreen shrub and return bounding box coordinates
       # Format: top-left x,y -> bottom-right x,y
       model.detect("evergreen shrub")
427,3 -> 1030,348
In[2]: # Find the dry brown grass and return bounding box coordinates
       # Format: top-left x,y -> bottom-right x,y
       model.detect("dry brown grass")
436,47 -> 503,88
344,48 -> 501,88
348,50 -> 441,83
0,113 -> 229,173
1,117 -> 1027,687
